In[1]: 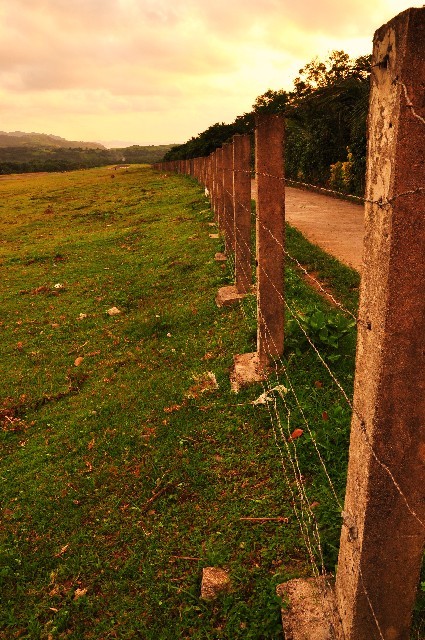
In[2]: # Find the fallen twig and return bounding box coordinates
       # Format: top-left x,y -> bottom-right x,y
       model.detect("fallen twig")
140,482 -> 176,514
239,517 -> 289,523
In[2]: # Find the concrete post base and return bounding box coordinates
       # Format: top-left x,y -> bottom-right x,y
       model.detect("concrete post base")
276,577 -> 343,640
214,252 -> 227,262
216,285 -> 247,308
215,285 -> 255,308
230,352 -> 267,392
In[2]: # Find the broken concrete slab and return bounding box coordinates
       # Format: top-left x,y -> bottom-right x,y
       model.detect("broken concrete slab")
277,577 -> 343,640
200,567 -> 231,600
215,284 -> 254,308
230,352 -> 267,392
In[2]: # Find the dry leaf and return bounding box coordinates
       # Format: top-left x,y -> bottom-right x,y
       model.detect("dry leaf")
164,404 -> 182,414
55,544 -> 69,557
288,428 -> 304,441
186,372 -> 218,398
74,356 -> 84,366
74,588 -> 87,600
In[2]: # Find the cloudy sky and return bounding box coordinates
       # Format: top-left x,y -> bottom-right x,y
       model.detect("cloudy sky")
0,0 -> 420,146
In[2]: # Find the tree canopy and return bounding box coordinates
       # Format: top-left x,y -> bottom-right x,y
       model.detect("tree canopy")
163,50 -> 371,196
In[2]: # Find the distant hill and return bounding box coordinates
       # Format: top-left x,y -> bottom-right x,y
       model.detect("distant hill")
0,138 -> 179,174
0,131 -> 105,150
115,144 -> 179,164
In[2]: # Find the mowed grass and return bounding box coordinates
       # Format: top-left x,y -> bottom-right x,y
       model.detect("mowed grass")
1,165 -> 419,639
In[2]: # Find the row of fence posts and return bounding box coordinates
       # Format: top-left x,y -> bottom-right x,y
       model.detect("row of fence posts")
155,114 -> 286,387
153,8 -> 424,639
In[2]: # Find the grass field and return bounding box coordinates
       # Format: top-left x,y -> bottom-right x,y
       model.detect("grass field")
0,166 -> 422,639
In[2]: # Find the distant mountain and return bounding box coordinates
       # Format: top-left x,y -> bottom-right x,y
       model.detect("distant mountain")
116,144 -> 179,163
0,140 -> 179,175
101,140 -> 181,149
0,131 -> 105,150
100,139 -> 140,149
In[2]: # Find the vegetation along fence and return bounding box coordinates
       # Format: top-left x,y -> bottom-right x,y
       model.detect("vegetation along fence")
154,8 -> 424,639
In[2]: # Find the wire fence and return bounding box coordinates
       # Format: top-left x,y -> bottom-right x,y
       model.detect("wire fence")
153,11 -> 425,635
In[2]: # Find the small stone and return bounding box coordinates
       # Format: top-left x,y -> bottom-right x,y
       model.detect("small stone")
200,567 -> 231,600
107,307 -> 121,316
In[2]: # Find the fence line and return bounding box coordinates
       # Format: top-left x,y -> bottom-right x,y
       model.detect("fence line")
152,9 -> 425,637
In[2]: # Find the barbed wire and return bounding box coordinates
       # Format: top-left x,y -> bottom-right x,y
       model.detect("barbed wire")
222,206 -> 389,636
154,138 -> 424,636
236,185 -> 425,530
401,82 -> 425,127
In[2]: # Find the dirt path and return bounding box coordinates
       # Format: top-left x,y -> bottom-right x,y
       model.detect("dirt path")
252,182 -> 365,272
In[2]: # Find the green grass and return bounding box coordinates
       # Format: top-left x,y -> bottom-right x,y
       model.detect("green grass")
0,166 -> 421,639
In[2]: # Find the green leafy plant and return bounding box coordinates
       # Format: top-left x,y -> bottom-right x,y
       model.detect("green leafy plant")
286,306 -> 356,361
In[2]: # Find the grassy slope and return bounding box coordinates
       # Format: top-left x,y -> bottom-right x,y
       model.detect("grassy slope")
0,167 -> 422,639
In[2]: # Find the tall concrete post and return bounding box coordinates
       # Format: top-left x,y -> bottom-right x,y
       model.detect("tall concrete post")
229,114 -> 285,390
233,134 -> 252,294
222,142 -> 235,256
336,9 -> 425,640
255,113 -> 285,365
215,135 -> 253,307
216,147 -> 224,230
212,148 -> 227,262
211,151 -> 217,217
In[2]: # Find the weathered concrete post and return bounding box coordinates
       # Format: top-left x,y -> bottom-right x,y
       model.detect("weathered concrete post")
222,142 -> 235,256
335,8 -> 425,640
255,113 -> 285,366
214,148 -> 227,262
211,151 -> 217,216
230,114 -> 285,390
216,147 -> 224,229
233,134 -> 252,294
215,135 -> 253,307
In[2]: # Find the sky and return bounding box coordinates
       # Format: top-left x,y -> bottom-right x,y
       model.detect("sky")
0,0 -> 421,146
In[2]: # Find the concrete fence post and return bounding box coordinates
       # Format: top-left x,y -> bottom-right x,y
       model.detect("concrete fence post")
233,134 -> 252,294
230,114 -> 285,390
216,147 -> 224,230
211,151 -> 217,218
335,8 -> 425,640
222,142 -> 235,256
255,113 -> 285,366
215,134 -> 253,308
